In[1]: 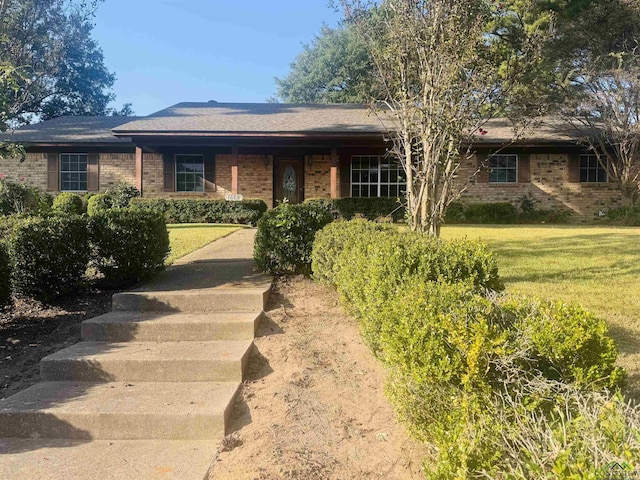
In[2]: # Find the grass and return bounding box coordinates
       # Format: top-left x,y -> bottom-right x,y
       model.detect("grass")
441,225 -> 640,397
166,224 -> 243,265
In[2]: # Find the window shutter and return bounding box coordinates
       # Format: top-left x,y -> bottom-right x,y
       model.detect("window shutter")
163,154 -> 175,192
47,153 -> 59,191
476,155 -> 489,183
87,153 -> 99,191
518,154 -> 530,183
568,154 -> 581,183
204,153 -> 216,192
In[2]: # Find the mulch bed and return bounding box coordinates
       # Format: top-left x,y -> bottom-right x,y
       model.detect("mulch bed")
0,290 -> 114,399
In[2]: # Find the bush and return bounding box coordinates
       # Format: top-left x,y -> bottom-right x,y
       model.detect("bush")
0,242 -> 11,308
502,297 -> 626,390
0,178 -> 52,216
52,192 -> 85,216
106,181 -> 140,208
312,220 -> 394,285
89,210 -> 170,287
7,216 -> 89,301
254,202 -> 333,275
607,205 -> 640,225
129,198 -> 267,225
305,197 -> 405,222
327,225 -> 503,353
446,201 -> 571,224
87,193 -> 113,217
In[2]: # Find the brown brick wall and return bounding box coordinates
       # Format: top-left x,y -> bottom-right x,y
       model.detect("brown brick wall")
99,153 -> 136,191
238,155 -> 273,208
458,153 -> 624,220
305,155 -> 332,199
0,152 -> 48,190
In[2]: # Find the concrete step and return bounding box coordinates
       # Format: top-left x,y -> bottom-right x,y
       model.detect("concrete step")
0,439 -> 217,480
0,381 -> 238,440
81,311 -> 263,342
112,287 -> 270,313
40,341 -> 253,383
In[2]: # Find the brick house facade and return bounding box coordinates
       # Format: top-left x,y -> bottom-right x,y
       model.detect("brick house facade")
0,103 -> 625,219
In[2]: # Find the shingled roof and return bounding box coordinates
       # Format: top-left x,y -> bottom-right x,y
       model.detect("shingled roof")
112,103 -> 385,135
4,116 -> 137,144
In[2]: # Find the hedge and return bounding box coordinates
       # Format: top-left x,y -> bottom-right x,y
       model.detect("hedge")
7,215 -> 89,301
254,202 -> 333,275
446,201 -> 571,224
310,219 -> 629,477
129,198 -> 267,225
0,178 -> 52,216
305,197 -> 405,222
607,204 -> 640,226
89,210 -> 170,287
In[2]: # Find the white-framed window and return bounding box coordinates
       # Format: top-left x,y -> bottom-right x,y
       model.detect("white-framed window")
580,153 -> 607,183
351,155 -> 406,198
176,154 -> 205,192
489,154 -> 518,183
60,153 -> 88,191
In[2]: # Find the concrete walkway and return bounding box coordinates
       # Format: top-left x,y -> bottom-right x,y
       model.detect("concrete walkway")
0,229 -> 271,480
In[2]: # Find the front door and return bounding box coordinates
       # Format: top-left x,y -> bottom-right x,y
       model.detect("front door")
275,156 -> 304,204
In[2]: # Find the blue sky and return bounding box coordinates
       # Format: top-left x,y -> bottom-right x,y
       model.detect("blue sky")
92,1 -> 342,116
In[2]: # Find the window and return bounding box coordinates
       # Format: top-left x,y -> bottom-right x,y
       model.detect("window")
176,154 -> 205,192
580,154 -> 607,183
60,153 -> 88,191
351,155 -> 406,198
489,154 -> 518,183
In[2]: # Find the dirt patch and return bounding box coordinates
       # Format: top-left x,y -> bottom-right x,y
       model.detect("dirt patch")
209,277 -> 426,480
0,290 -> 113,399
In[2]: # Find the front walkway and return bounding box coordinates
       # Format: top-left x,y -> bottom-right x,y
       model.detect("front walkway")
0,229 -> 271,480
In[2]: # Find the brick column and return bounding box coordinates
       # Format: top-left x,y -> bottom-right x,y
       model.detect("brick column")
330,147 -> 339,199
231,146 -> 239,194
135,146 -> 143,195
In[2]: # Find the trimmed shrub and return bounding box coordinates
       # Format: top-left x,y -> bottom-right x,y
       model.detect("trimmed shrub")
0,178 -> 52,216
87,193 -> 113,217
254,202 -> 333,275
502,297 -> 626,390
129,198 -> 267,225
0,242 -> 11,308
329,225 -> 503,353
607,204 -> 640,226
312,220 -> 394,285
106,182 -> 140,208
446,201 -> 570,224
7,216 -> 89,301
89,210 -> 170,287
305,197 -> 405,222
52,192 -> 85,216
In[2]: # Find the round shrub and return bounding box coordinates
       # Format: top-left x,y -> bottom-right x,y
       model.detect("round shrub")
254,202 -> 333,275
89,210 -> 170,287
87,193 -> 113,217
107,182 -> 140,208
7,216 -> 89,301
0,242 -> 11,308
52,192 -> 85,216
0,178 -> 52,216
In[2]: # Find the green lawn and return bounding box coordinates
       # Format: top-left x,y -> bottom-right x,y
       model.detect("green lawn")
441,225 -> 640,397
166,224 -> 243,265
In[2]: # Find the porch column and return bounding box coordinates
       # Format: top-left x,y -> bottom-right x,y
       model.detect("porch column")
231,146 -> 239,194
135,146 -> 143,195
330,147 -> 339,199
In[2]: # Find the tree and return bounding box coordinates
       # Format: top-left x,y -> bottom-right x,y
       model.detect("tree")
275,25 -> 377,103
340,0 -> 545,235
558,0 -> 640,206
0,0 -> 130,158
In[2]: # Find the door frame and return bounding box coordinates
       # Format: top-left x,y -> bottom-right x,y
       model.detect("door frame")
273,155 -> 305,205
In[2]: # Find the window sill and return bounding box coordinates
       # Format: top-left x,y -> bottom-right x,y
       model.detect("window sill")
487,183 -> 521,187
